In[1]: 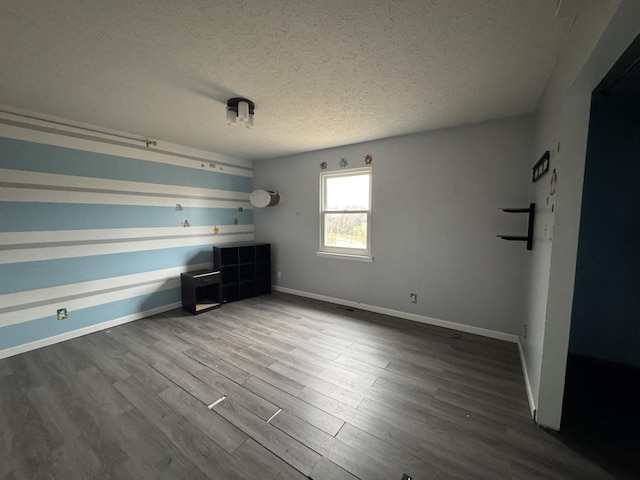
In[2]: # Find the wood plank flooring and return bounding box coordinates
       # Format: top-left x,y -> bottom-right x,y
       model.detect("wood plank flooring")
0,292 -> 621,479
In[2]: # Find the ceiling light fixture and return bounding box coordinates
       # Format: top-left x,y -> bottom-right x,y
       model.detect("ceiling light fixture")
226,97 -> 255,128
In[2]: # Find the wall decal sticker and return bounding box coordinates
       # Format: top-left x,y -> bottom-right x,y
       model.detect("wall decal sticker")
365,153 -> 373,165
182,219 -> 190,227
213,226 -> 220,234
320,161 -> 327,170
339,158 -> 348,168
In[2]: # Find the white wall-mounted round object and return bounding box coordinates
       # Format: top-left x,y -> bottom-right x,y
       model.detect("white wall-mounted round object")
250,189 -> 280,208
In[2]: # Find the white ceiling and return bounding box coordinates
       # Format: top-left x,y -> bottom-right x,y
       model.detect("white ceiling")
0,1 -> 597,160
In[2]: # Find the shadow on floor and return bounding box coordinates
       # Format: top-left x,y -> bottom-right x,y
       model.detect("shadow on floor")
558,355 -> 640,480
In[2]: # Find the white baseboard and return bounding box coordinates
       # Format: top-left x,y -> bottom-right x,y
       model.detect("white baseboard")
0,302 -> 181,360
517,336 -> 537,421
273,285 -> 518,343
274,285 -> 537,421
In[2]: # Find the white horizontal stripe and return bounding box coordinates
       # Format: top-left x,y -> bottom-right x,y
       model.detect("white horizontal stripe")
0,301 -> 182,360
0,186 -> 252,209
0,168 -> 251,201
0,118 -> 253,176
0,232 -> 255,264
0,279 -> 179,328
0,225 -> 254,246
1,263 -> 211,310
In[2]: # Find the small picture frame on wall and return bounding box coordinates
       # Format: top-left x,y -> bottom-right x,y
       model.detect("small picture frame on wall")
532,150 -> 550,183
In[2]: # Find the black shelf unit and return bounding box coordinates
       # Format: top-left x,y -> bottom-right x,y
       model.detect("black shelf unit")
213,242 -> 271,303
180,269 -> 221,314
497,203 -> 536,250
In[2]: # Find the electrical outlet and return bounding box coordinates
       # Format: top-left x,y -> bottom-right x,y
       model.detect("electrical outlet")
57,308 -> 68,320
410,293 -> 417,303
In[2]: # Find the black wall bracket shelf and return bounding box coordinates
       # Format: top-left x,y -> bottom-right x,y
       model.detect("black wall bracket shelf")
497,203 -> 535,250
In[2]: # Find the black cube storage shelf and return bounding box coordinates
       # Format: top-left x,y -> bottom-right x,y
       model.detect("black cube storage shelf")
180,270 -> 221,315
213,242 -> 271,303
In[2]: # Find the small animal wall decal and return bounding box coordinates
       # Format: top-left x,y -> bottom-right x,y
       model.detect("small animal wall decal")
320,161 -> 327,170
364,154 -> 373,165
339,158 -> 348,168
182,219 -> 190,227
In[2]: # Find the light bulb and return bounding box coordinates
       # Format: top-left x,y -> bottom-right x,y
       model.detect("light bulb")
238,101 -> 249,122
226,108 -> 236,126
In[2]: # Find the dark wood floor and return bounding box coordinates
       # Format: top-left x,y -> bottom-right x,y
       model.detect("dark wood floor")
0,292 -> 621,479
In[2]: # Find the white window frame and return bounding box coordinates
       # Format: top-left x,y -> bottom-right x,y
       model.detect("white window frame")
317,167 -> 373,262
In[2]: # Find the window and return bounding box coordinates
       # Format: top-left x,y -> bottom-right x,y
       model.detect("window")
319,167 -> 372,260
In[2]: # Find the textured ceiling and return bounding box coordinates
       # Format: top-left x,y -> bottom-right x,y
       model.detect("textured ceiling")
0,1 -> 601,160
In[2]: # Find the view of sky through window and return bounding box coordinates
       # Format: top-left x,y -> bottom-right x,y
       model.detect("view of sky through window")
325,174 -> 369,210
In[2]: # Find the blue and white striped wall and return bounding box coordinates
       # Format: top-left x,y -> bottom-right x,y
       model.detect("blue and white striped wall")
0,117 -> 254,358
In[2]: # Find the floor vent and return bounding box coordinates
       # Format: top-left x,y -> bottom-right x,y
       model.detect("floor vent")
207,396 -> 226,409
336,305 -> 356,312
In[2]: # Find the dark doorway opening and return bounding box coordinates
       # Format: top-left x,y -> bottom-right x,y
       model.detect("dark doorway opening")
561,33 -> 640,480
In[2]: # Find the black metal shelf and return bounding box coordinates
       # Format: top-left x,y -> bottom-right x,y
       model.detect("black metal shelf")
497,203 -> 535,250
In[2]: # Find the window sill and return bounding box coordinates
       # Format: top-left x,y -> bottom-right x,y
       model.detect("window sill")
315,251 -> 374,263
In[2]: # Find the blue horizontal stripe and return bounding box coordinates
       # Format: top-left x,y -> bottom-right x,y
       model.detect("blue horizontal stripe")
0,202 -> 253,232
0,246 -> 215,295
0,137 -> 252,192
0,288 -> 180,350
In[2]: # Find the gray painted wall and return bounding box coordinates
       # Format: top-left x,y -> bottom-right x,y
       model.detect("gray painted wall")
253,115 -> 533,336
